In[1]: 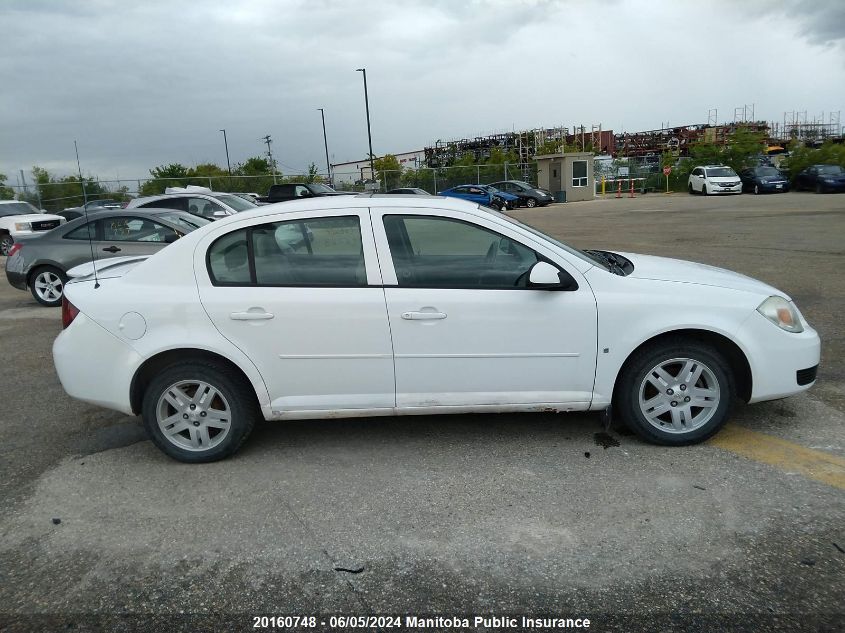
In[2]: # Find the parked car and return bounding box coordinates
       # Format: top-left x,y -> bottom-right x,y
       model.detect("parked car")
489,180 -> 554,207
5,209 -> 208,306
54,195 -> 819,463
386,187 -> 431,195
127,186 -> 258,220
792,164 -> 845,193
258,183 -> 354,203
687,165 -> 742,195
438,184 -> 513,210
0,200 -> 66,256
739,166 -> 789,194
61,199 -> 123,221
477,185 -> 521,209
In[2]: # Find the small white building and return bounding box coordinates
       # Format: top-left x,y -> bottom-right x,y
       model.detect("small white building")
331,150 -> 426,187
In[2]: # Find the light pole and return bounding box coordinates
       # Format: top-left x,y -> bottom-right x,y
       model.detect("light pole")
355,68 -> 375,186
219,129 -> 231,189
317,108 -> 332,187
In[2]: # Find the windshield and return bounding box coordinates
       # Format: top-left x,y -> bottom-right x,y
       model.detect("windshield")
309,183 -> 337,194
756,167 -> 782,177
157,212 -> 211,231
818,165 -> 845,175
484,207 -> 610,271
510,181 -> 533,189
214,194 -> 257,212
705,167 -> 737,178
0,202 -> 39,217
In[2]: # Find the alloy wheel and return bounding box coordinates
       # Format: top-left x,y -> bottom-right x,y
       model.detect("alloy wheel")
33,270 -> 63,303
638,357 -> 720,434
156,380 -> 232,451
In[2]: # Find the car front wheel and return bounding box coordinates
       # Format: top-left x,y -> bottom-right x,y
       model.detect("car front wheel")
142,361 -> 258,462
0,234 -> 13,256
688,183 -> 694,195
754,184 -> 760,195
525,197 -> 537,208
615,339 -> 734,445
30,266 -> 66,307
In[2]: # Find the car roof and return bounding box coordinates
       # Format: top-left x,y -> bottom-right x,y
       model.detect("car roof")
60,208 -> 191,226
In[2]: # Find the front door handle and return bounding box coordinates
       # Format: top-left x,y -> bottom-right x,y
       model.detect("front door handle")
230,310 -> 274,321
401,311 -> 447,320
103,246 -> 121,253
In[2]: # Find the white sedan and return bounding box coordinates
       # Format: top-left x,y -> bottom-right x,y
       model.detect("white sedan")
53,195 -> 820,462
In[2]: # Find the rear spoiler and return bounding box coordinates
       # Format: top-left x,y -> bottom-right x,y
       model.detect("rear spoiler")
67,255 -> 151,279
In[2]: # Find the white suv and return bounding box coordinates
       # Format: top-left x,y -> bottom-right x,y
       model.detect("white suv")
0,200 -> 66,256
688,165 -> 742,195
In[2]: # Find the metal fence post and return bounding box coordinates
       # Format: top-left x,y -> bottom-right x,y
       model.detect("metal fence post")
433,169 -> 437,194
476,165 -> 480,184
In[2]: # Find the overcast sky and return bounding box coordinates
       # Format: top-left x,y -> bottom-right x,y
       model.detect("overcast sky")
1,0 -> 843,184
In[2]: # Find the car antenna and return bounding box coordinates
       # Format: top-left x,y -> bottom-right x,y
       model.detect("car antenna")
75,140 -> 99,289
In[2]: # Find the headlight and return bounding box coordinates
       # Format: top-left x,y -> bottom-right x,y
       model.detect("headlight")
757,296 -> 804,333
14,222 -> 31,231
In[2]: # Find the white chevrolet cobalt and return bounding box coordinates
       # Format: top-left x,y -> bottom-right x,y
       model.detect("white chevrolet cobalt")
53,195 -> 820,462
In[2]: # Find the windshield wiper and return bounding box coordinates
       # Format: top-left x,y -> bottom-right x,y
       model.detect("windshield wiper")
584,249 -> 625,275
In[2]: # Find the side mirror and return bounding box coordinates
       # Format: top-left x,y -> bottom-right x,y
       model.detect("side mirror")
212,210 -> 228,219
528,261 -> 578,291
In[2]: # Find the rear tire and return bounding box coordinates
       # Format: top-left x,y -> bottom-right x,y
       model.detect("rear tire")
614,338 -> 735,445
29,266 -> 66,307
142,361 -> 259,463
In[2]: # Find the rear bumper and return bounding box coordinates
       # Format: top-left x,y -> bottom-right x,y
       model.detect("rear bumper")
4,256 -> 27,290
53,313 -> 139,415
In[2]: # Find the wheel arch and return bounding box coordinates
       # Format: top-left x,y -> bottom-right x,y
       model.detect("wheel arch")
130,348 -> 261,415
612,328 -> 752,404
26,260 -> 67,286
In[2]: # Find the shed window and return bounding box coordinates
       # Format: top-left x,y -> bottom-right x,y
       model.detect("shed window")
572,161 -> 588,187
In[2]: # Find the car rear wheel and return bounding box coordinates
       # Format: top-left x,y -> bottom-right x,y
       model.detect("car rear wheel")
0,234 -> 13,256
525,197 -> 537,208
142,361 -> 258,463
614,339 -> 734,445
29,266 -> 66,307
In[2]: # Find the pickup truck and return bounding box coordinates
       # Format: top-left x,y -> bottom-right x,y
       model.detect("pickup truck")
258,183 -> 354,203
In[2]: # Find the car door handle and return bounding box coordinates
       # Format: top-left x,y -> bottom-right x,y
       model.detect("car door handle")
102,246 -> 121,253
401,311 -> 447,320
230,311 -> 274,321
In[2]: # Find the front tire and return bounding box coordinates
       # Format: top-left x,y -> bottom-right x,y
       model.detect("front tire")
142,361 -> 259,463
29,266 -> 67,307
688,183 -> 694,195
702,184 -> 708,195
614,339 -> 735,445
525,197 -> 537,208
816,183 -> 824,194
754,184 -> 760,195
0,234 -> 13,256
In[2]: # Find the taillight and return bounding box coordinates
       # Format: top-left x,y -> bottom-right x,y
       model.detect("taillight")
7,243 -> 22,258
61,297 -> 80,329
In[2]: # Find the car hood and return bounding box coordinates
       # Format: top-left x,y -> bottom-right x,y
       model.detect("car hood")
617,252 -> 785,298
0,213 -> 64,223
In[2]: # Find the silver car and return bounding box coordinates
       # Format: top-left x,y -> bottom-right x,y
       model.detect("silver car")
4,209 -> 209,307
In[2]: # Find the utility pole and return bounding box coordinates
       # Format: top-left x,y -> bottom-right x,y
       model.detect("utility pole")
219,129 -> 231,175
356,68 -> 375,186
262,135 -> 277,184
317,108 -> 332,187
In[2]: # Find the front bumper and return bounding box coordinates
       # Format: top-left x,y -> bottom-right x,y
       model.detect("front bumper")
736,311 -> 821,403
710,184 -> 742,194
758,182 -> 789,193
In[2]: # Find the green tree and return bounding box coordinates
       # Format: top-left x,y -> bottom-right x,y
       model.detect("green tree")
781,141 -> 845,183
374,154 -> 401,191
0,173 -> 15,200
140,163 -> 191,196
31,166 -> 106,211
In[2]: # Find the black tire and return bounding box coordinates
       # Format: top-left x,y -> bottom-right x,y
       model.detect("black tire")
815,183 -> 824,194
142,360 -> 259,463
525,197 -> 537,208
29,265 -> 67,307
688,183 -> 694,195
753,184 -> 760,195
614,338 -> 735,446
0,234 -> 13,256
701,184 -> 708,196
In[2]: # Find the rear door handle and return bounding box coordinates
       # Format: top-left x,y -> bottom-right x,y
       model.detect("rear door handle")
103,246 -> 121,253
230,311 -> 274,321
401,311 -> 447,320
